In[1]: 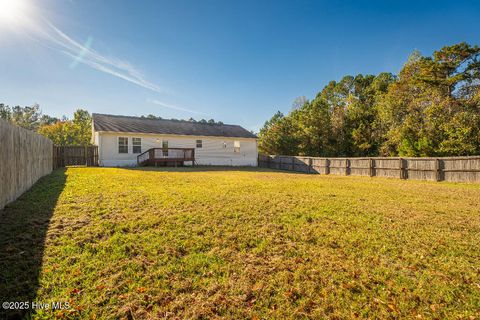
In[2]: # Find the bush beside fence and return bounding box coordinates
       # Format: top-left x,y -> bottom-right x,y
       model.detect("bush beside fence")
258,154 -> 480,183
0,119 -> 54,210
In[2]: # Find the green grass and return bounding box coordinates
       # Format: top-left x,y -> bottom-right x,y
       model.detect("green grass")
1,167 -> 479,319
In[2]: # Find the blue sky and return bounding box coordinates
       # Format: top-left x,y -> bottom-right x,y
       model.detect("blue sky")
0,0 -> 479,131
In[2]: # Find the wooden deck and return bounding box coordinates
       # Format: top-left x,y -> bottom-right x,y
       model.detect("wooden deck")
137,148 -> 195,166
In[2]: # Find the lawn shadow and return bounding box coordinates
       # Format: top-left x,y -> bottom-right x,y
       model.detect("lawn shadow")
0,169 -> 66,320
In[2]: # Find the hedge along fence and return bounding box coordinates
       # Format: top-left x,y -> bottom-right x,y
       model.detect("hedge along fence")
0,119 -> 54,210
258,154 -> 480,183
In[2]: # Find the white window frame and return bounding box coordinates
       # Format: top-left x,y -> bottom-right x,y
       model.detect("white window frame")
196,139 -> 202,148
132,137 -> 142,154
234,140 -> 240,153
118,137 -> 128,154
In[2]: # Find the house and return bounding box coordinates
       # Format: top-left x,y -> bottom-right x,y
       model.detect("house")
91,113 -> 258,167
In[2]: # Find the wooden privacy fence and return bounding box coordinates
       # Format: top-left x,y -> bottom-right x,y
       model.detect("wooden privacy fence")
258,154 -> 480,183
0,119 -> 53,209
53,146 -> 99,168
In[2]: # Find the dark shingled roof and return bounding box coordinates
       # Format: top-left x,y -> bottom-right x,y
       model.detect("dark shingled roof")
92,113 -> 257,139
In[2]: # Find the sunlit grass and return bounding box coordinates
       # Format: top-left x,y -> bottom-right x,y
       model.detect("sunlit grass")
1,167 -> 479,319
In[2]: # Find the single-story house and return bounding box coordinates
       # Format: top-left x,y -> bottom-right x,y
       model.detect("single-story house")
92,113 -> 258,167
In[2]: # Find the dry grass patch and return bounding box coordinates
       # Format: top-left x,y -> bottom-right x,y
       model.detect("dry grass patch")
1,167 -> 479,319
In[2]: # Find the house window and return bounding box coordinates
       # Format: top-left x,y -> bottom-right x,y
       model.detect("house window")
162,140 -> 168,156
196,140 -> 202,148
132,138 -> 142,154
118,137 -> 128,153
234,140 -> 240,153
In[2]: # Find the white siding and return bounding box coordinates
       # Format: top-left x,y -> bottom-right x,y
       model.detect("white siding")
93,131 -> 100,145
96,132 -> 258,167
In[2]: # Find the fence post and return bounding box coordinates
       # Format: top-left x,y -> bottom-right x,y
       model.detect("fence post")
292,156 -> 295,171
369,158 -> 374,177
308,158 -> 312,174
345,159 -> 350,175
325,158 -> 330,175
399,158 -> 405,179
435,158 -> 441,182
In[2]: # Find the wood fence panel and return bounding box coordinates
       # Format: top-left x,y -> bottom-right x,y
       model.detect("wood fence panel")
329,158 -> 348,175
349,158 -> 370,176
311,158 -> 327,174
442,157 -> 480,183
271,155 -> 290,171
258,154 -> 480,183
53,146 -> 99,168
407,158 -> 437,181
374,158 -> 401,179
293,156 -> 310,173
87,146 -> 99,166
267,155 -> 279,170
0,119 -> 53,210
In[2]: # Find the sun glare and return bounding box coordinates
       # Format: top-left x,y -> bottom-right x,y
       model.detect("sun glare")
0,0 -> 30,26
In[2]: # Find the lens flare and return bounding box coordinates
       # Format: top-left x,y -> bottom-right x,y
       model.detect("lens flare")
0,0 -> 30,27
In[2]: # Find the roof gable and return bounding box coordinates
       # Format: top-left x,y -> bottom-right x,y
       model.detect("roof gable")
92,113 -> 257,139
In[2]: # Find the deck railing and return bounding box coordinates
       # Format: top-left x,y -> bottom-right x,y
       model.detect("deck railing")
137,148 -> 195,166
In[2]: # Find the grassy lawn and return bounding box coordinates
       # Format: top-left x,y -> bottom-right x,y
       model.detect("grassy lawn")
1,167 -> 479,319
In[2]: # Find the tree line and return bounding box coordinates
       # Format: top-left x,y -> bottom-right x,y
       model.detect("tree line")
258,42 -> 480,157
141,114 -> 224,125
